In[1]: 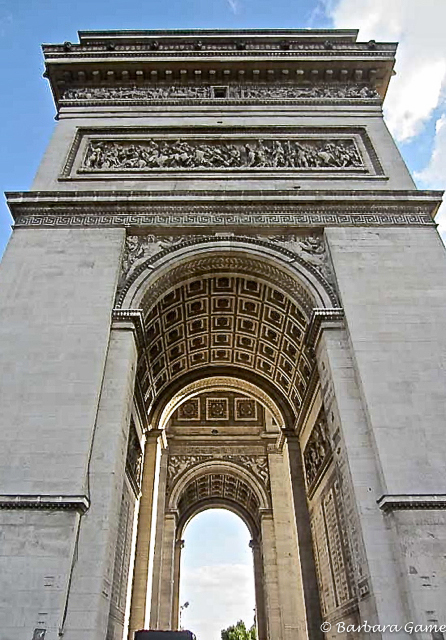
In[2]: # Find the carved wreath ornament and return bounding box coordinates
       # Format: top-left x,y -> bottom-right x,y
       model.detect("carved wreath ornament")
82,138 -> 362,172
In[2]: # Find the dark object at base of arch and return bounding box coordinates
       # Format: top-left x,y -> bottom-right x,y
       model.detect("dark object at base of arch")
135,631 -> 196,640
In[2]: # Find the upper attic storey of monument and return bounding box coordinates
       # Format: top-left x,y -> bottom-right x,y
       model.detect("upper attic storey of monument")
42,29 -> 397,111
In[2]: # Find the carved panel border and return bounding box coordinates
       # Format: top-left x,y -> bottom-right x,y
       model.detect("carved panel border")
59,126 -> 383,180
13,205 -> 434,230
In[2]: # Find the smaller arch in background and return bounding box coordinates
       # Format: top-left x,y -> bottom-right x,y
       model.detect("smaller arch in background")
168,459 -> 272,543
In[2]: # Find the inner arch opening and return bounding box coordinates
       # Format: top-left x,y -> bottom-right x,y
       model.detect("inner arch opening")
179,509 -> 256,640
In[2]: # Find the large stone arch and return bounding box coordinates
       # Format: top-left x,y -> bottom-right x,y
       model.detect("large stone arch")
125,235 -> 328,640
117,235 -> 338,313
116,235 -> 338,433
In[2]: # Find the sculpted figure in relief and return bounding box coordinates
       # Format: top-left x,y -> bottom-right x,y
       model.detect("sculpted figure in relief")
304,415 -> 332,487
83,138 -> 363,171
63,84 -> 379,102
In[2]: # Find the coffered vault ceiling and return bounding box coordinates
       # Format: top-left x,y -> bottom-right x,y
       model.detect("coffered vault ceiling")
139,274 -> 316,418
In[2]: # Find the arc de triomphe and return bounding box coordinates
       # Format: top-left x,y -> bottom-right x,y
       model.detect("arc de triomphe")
0,28 -> 445,640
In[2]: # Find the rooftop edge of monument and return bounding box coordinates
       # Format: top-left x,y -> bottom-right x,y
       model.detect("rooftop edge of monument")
41,28 -> 397,107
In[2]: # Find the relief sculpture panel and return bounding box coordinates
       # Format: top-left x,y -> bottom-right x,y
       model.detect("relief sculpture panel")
62,83 -> 379,102
81,137 -> 363,172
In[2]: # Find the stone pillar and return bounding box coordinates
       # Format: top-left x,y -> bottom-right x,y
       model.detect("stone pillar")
250,539 -> 268,640
314,314 -> 408,634
260,511 -> 282,640
149,450 -> 169,628
128,430 -> 162,637
267,449 -> 309,640
285,434 -> 323,640
156,512 -> 177,629
171,539 -> 184,629
62,319 -> 138,640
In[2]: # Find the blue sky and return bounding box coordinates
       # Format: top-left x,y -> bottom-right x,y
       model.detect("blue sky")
180,509 -> 255,640
1,1 -> 446,638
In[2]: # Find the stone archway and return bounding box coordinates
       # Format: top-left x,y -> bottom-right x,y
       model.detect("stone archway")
164,458 -> 270,638
121,236 -> 339,640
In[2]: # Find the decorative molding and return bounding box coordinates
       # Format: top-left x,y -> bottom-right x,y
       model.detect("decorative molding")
9,191 -> 438,230
0,495 -> 90,512
136,272 -> 314,410
176,471 -> 262,524
47,41 -> 396,55
14,209 -> 434,229
235,397 -> 258,421
378,494 -> 446,512
206,397 -> 230,421
177,398 -> 200,421
61,83 -> 380,104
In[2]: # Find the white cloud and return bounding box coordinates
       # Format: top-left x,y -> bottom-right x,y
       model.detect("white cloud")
415,114 -> 446,241
226,0 -> 239,14
180,563 -> 255,640
326,0 -> 446,142
325,0 -> 446,241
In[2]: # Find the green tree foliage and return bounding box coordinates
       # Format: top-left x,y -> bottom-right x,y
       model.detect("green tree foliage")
221,619 -> 257,640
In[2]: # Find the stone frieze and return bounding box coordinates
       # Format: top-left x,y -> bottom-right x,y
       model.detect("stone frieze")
62,83 -> 379,102
82,137 -> 363,171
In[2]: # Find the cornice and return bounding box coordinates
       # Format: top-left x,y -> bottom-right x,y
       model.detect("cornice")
42,29 -> 397,107
378,495 -> 446,512
7,190 -> 442,229
0,494 -> 90,512
305,308 -> 345,351
112,308 -> 147,351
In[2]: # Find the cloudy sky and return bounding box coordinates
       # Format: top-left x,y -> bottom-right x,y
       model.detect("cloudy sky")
0,1 -> 445,638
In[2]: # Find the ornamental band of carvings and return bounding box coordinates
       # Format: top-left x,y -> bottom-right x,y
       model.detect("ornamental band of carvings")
62,83 -> 379,102
120,233 -> 330,289
167,454 -> 269,490
14,210 -> 434,229
304,413 -> 332,488
82,138 -> 363,171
